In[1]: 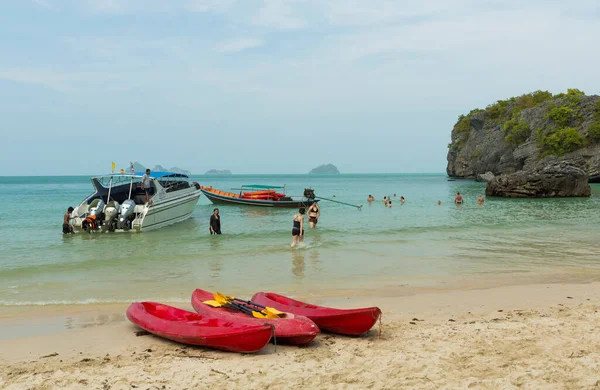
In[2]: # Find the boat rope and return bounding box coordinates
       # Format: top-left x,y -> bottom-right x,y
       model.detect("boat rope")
378,312 -> 383,338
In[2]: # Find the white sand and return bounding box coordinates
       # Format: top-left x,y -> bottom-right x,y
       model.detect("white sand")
2,282 -> 600,389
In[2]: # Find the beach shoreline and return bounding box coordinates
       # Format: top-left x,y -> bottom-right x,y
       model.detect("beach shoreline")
2,281 -> 600,389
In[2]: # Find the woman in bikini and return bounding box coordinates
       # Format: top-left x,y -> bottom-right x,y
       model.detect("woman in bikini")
308,203 -> 320,229
291,208 -> 305,247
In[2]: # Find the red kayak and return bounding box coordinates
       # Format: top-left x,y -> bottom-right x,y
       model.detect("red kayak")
191,289 -> 320,345
126,302 -> 272,353
251,292 -> 382,336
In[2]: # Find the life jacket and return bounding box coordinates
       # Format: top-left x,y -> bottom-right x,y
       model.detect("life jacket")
82,215 -> 98,231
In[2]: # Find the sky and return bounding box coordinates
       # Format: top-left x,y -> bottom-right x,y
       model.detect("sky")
1,0 -> 599,175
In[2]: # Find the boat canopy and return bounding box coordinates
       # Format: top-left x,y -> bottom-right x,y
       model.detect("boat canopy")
134,171 -> 189,179
92,171 -> 189,189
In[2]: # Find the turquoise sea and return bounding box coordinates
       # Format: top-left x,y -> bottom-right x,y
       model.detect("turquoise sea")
2,174 -> 600,308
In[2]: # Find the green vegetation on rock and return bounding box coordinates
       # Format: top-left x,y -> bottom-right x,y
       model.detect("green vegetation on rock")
537,127 -> 587,157
503,118 -> 531,145
546,106 -> 573,127
449,89 -> 597,160
588,123 -> 600,141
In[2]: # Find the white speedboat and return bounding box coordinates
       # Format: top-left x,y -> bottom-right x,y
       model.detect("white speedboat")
72,171 -> 202,232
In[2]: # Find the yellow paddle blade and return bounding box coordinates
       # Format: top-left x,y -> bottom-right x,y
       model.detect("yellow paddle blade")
214,292 -> 230,305
251,310 -> 268,319
265,307 -> 285,316
262,310 -> 281,319
203,300 -> 224,307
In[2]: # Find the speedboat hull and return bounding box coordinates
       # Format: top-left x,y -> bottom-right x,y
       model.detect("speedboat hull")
191,289 -> 319,345
251,292 -> 381,336
139,191 -> 201,231
72,172 -> 202,233
126,302 -> 272,353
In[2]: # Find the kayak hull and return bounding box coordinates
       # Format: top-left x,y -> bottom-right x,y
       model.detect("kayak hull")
126,302 -> 272,353
251,292 -> 382,336
191,289 -> 319,345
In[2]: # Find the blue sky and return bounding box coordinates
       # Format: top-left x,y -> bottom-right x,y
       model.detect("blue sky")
1,0 -> 599,175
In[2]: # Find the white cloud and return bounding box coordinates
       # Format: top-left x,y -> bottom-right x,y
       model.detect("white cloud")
216,38 -> 264,53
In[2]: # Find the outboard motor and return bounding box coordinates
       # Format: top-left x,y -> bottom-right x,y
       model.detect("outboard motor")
88,199 -> 106,218
117,199 -> 136,230
104,201 -> 120,231
303,188 -> 316,200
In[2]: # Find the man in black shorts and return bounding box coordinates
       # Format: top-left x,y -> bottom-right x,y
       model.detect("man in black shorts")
63,207 -> 75,234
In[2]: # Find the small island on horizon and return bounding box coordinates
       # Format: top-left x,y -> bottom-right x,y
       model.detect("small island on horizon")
205,169 -> 232,175
132,162 -> 191,176
309,164 -> 340,175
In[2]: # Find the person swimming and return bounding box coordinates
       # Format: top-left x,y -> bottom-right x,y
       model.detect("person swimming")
477,194 -> 485,205
400,196 -> 405,204
455,192 -> 463,204
291,208 -> 305,247
437,200 -> 442,206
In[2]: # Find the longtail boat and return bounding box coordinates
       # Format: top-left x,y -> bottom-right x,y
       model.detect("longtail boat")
200,184 -> 319,208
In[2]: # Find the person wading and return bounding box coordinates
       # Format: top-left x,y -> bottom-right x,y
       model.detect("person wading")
291,208 -> 305,247
210,208 -> 221,235
308,203 -> 320,229
63,206 -> 75,235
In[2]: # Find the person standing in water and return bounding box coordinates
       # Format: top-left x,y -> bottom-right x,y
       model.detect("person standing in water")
367,195 -> 375,202
63,207 -> 75,235
291,208 -> 305,247
477,194 -> 485,205
400,196 -> 405,204
308,203 -> 320,229
455,192 -> 463,204
210,208 -> 221,235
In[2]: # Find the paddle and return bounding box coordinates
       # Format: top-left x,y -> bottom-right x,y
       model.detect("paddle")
203,299 -> 268,318
315,196 -> 362,209
219,293 -> 285,315
210,293 -> 285,318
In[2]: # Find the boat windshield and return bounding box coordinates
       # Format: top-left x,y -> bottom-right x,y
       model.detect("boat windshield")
94,175 -> 141,189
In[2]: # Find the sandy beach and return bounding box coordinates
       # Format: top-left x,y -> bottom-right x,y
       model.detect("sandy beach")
2,282 -> 600,389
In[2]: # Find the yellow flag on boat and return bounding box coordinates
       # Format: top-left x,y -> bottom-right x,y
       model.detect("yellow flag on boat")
111,161 -> 116,173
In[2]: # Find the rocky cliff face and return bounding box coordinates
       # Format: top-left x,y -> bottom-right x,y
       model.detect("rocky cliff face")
447,90 -> 600,182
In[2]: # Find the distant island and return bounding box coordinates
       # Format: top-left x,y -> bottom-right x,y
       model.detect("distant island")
309,164 -> 340,175
131,162 -> 191,176
205,169 -> 232,175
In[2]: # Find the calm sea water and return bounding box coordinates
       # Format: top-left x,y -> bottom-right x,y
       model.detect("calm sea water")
1,174 -> 600,307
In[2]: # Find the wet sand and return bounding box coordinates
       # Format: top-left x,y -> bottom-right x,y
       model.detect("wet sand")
2,282 -> 600,389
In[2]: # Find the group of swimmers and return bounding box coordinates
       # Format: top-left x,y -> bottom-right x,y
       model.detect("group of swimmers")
367,194 -> 405,207
455,192 -> 485,205
366,192 -> 486,207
